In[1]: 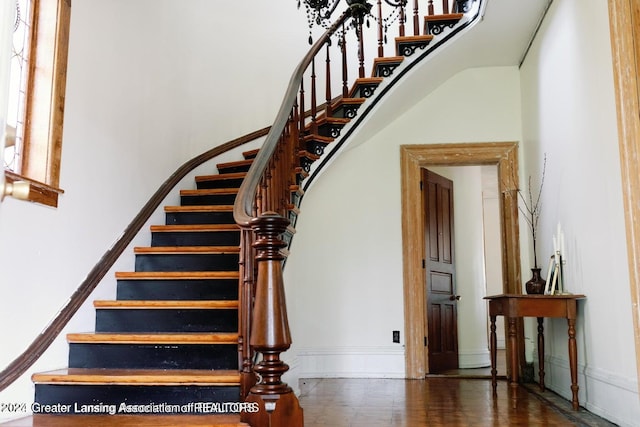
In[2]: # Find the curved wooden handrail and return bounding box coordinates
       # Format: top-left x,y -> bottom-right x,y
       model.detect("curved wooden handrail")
233,12 -> 350,227
0,127 -> 270,392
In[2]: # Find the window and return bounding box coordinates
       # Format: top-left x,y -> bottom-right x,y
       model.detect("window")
4,0 -> 71,207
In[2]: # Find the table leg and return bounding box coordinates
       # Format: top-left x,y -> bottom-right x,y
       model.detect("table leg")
490,315 -> 497,395
537,317 -> 545,391
508,317 -> 518,400
568,318 -> 580,410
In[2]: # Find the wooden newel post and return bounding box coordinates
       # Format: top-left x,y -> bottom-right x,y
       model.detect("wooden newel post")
240,212 -> 303,427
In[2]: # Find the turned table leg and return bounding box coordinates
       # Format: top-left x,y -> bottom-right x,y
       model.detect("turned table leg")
508,317 -> 519,401
537,317 -> 545,391
490,315 -> 497,395
568,318 -> 580,410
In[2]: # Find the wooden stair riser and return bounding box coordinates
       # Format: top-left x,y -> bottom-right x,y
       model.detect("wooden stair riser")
181,193 -> 238,206
117,278 -> 239,301
69,343 -> 238,370
165,210 -> 235,225
34,385 -> 241,415
95,309 -> 238,333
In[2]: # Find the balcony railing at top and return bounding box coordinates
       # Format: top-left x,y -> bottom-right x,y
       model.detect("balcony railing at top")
233,0 -> 475,424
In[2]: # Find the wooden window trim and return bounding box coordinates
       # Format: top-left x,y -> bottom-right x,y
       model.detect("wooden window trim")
4,0 -> 70,207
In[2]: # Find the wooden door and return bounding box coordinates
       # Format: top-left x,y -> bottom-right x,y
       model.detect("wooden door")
423,169 -> 459,373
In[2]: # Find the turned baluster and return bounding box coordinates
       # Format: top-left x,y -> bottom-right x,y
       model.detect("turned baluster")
413,0 -> 420,35
428,0 -> 434,15
442,0 -> 449,14
240,212 -> 303,427
239,227 -> 256,398
398,1 -> 406,37
356,17 -> 366,78
340,26 -> 349,97
310,58 -> 318,135
377,0 -> 384,57
325,42 -> 333,117
298,77 -> 306,137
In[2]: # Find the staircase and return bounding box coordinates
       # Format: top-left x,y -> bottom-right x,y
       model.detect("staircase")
0,1 -> 479,426
26,152 -> 259,425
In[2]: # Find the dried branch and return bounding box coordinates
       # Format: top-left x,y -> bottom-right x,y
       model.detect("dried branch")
517,154 -> 547,268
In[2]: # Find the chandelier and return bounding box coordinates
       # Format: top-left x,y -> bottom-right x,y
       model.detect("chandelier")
298,0 -> 373,42
298,0 -> 409,44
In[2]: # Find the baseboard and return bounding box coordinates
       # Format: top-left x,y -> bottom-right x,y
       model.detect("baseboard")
543,355 -> 640,427
297,346 -> 405,378
458,347 -> 491,368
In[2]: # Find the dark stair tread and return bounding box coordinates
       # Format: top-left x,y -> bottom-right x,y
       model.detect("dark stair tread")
93,300 -> 239,309
303,133 -> 334,143
164,205 -> 233,213
0,414 -> 249,426
133,246 -> 240,254
372,56 -> 404,69
216,159 -> 253,172
195,172 -> 246,182
180,188 -> 239,196
150,224 -> 239,232
349,77 -> 384,98
425,12 -> 464,22
115,271 -> 240,280
243,148 -> 260,159
32,368 -> 241,385
315,116 -> 350,126
395,35 -> 434,43
372,56 -> 404,77
290,184 -> 304,196
332,97 -> 366,109
67,332 -> 239,344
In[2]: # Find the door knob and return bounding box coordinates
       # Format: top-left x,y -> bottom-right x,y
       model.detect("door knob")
449,295 -> 461,301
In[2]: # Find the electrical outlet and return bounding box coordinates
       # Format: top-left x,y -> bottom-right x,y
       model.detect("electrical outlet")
392,330 -> 400,343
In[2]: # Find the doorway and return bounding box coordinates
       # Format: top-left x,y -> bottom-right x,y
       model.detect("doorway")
400,142 -> 521,378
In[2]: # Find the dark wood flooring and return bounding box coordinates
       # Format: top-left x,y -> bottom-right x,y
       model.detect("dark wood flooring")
298,351 -> 615,427
298,377 -> 617,426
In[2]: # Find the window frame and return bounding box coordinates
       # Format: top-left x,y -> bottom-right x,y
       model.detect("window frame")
4,0 -> 70,207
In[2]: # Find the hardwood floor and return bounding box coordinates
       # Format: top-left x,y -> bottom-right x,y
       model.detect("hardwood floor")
298,353 -> 615,427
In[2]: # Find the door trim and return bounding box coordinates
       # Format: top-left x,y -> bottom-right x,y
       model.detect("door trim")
607,0 -> 640,390
400,142 -> 520,378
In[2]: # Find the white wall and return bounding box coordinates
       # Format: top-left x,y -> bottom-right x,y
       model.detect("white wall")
520,0 -> 640,425
0,0 -> 308,418
286,66 -> 522,378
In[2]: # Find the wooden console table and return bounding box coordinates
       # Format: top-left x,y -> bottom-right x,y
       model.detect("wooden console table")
484,294 -> 586,410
